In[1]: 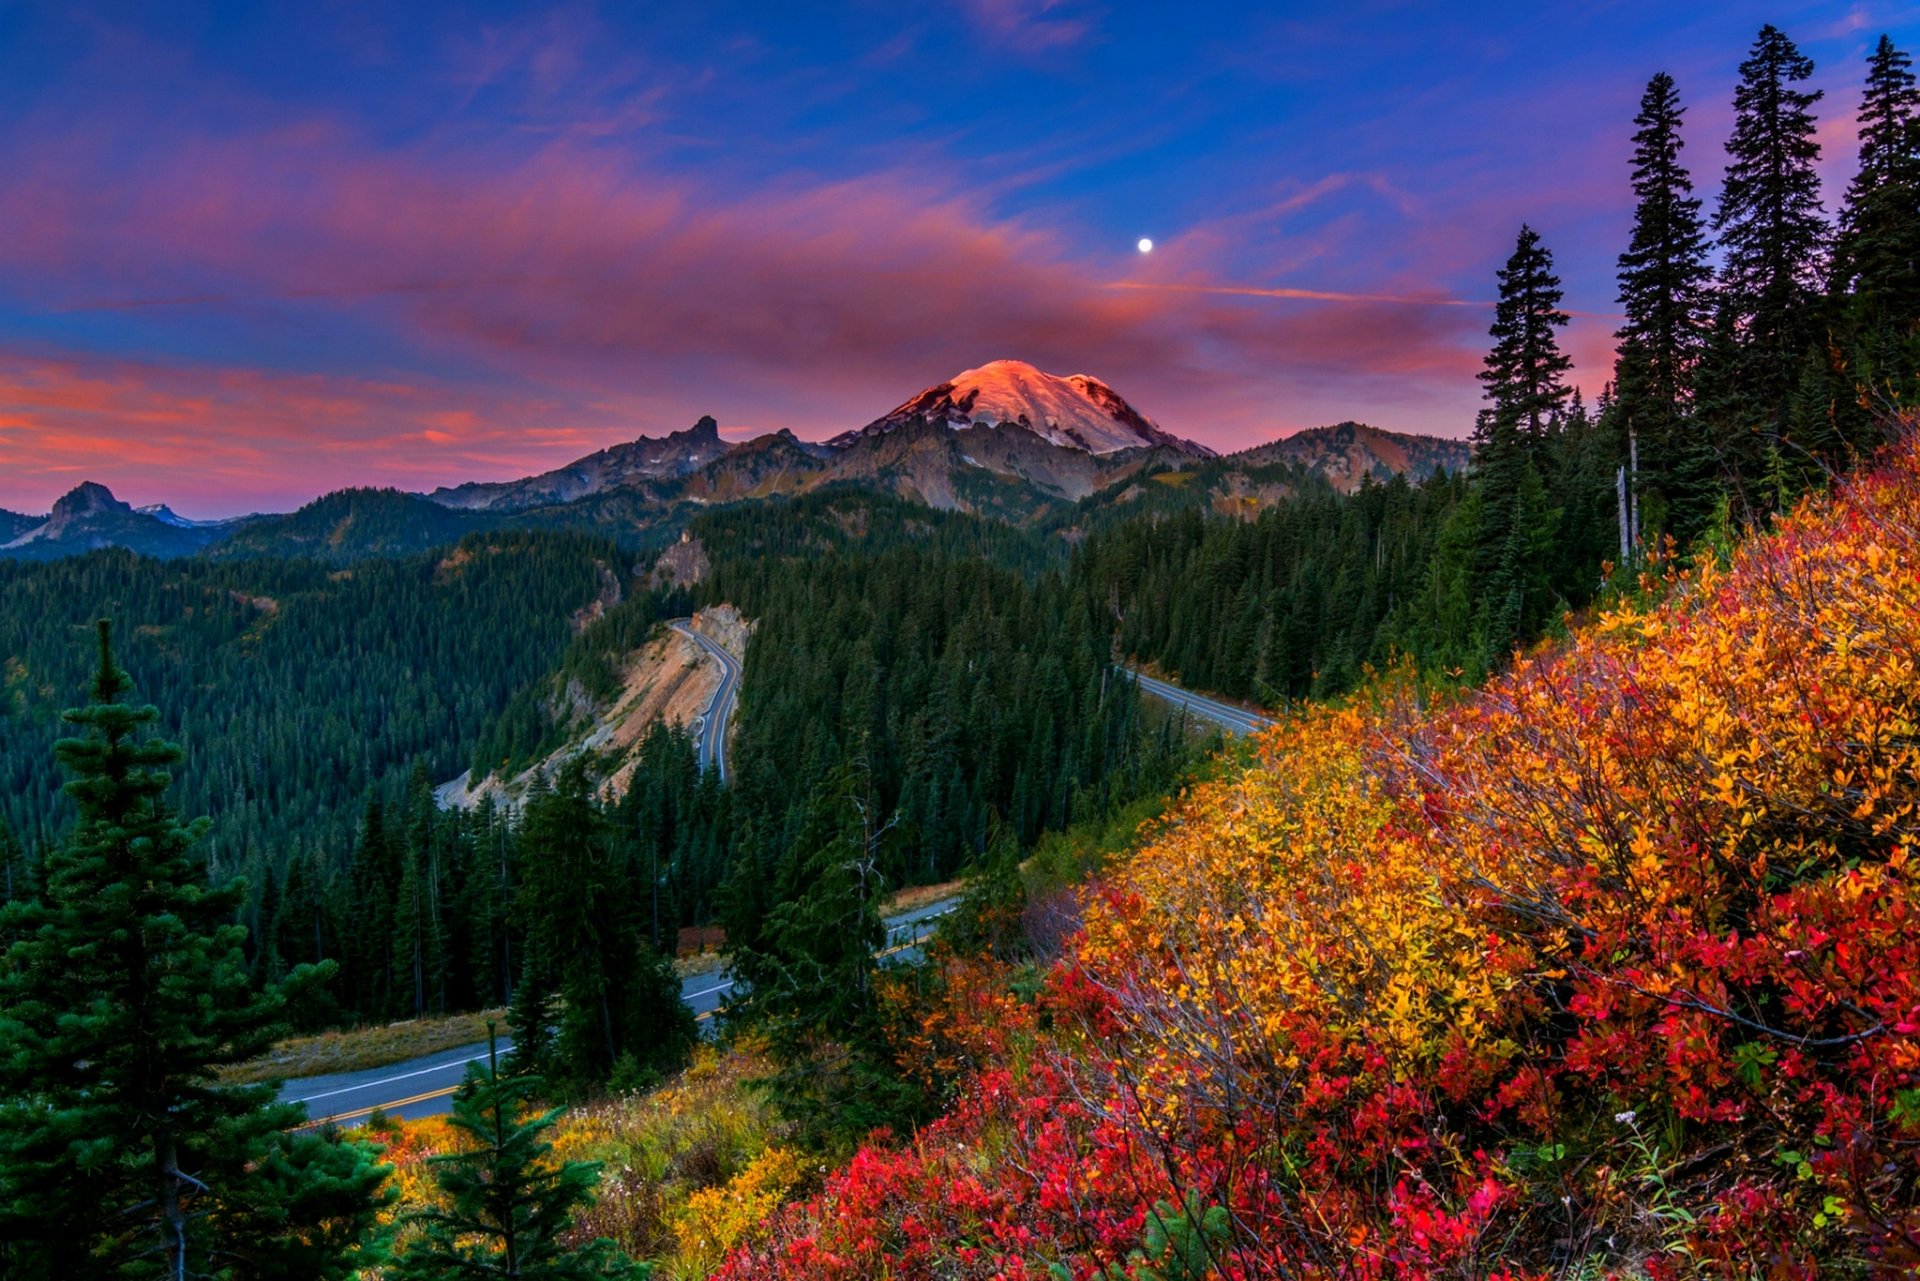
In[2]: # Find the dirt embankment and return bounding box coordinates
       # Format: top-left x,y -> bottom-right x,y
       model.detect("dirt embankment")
689,602 -> 749,659
439,606 -> 748,813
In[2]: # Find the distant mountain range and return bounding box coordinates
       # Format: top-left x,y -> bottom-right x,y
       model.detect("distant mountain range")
2,362 -> 1471,561
0,482 -> 232,561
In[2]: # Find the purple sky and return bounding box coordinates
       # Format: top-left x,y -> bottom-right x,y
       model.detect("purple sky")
0,1 -> 1908,516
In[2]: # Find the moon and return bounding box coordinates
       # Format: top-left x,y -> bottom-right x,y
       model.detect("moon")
1137,237 -> 1154,254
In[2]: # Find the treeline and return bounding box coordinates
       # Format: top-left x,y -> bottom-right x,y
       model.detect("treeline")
1088,25 -> 1920,691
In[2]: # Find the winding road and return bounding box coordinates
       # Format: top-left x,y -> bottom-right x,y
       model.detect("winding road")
669,618 -> 742,784
280,897 -> 957,1129
1126,668 -> 1275,736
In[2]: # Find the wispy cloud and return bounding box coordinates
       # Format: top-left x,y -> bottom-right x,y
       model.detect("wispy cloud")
1111,280 -> 1483,307
956,0 -> 1096,51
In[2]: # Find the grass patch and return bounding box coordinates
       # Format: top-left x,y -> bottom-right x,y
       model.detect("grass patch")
883,878 -> 964,916
222,1008 -> 507,1085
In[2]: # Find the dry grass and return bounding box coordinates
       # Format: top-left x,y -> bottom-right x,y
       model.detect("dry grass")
882,878 -> 963,916
222,1008 -> 507,1086
674,950 -> 727,979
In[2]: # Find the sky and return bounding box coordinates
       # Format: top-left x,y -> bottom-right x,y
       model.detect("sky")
0,1 -> 1912,516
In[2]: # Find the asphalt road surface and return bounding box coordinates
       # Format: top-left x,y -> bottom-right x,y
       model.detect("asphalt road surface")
280,897 -> 958,1128
669,619 -> 742,784
1127,668 -> 1275,736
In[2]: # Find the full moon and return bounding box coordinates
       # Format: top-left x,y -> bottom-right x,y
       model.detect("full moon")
1137,237 -> 1153,253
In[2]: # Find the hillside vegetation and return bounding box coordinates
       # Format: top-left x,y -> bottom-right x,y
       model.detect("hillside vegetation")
720,429 -> 1920,1278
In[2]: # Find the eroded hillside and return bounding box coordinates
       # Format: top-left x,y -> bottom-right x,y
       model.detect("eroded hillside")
438,605 -> 748,811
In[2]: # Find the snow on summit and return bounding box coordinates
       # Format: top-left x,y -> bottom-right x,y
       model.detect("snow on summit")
841,359 -> 1213,457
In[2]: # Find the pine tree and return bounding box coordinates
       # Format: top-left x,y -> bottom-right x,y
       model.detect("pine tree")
1713,24 -> 1828,444
345,798 -> 399,1019
1614,72 -> 1714,531
1479,224 -> 1574,445
0,621 -> 391,1278
1451,228 -> 1573,672
395,1035 -> 645,1280
730,765 -> 920,1144
1835,35 -> 1920,322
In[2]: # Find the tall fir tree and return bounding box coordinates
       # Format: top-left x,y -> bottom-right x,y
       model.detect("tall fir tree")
1450,227 -> 1573,671
344,798 -> 400,1019
395,1035 -> 645,1280
1835,34 -> 1920,322
0,621 -> 391,1278
0,814 -> 28,907
1478,224 -> 1575,446
1614,72 -> 1714,535
1712,24 -> 1827,453
728,765 -> 921,1145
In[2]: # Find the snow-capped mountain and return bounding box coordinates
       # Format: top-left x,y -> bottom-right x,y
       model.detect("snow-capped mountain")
834,360 -> 1213,458
136,503 -> 232,530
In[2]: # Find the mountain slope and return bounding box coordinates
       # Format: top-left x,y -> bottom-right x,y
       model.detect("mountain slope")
834,359 -> 1211,457
210,488 -> 489,561
1225,420 -> 1471,490
443,605 -> 746,812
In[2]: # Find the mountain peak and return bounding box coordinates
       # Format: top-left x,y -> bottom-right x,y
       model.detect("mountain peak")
838,359 -> 1212,457
53,481 -> 125,519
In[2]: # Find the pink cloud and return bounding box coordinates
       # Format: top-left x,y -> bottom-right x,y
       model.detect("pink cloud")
0,104 -> 1515,504
0,351 -> 665,517
9,118 -> 1494,399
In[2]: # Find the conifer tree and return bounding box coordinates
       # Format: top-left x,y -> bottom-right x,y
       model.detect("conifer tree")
1449,228 -> 1573,671
730,765 -> 920,1144
0,621 -> 391,1278
1685,299 -> 1753,536
1614,72 -> 1714,530
1479,224 -> 1574,446
1712,24 -> 1827,444
1835,34 -> 1920,322
345,798 -> 399,1019
395,1035 -> 645,1280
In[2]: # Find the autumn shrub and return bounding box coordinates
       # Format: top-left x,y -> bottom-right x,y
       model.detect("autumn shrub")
553,1041 -> 808,1275
718,431 -> 1920,1279
373,1042 -> 802,1278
